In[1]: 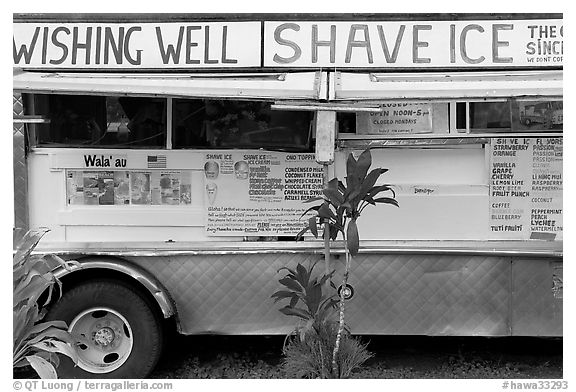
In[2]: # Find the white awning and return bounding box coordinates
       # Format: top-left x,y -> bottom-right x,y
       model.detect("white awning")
332,71 -> 563,100
13,70 -> 325,100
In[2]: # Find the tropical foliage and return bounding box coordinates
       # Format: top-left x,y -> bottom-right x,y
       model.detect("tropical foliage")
13,228 -> 81,378
271,260 -> 338,340
272,260 -> 372,378
295,148 -> 398,377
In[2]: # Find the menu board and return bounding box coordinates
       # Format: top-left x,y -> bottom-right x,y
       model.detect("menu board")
356,103 -> 448,135
66,170 -> 192,206
489,137 -> 562,240
203,151 -> 323,236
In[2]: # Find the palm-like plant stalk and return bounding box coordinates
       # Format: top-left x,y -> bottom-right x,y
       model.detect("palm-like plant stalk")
296,148 -> 398,377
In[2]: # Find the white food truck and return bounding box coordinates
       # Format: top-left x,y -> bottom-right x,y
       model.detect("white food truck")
13,13 -> 563,378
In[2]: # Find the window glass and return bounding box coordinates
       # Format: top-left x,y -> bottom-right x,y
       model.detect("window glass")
469,99 -> 563,133
469,102 -> 511,131
512,100 -> 563,131
172,99 -> 313,151
31,94 -> 166,148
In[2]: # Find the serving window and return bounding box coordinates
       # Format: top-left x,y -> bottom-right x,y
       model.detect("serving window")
338,98 -> 563,137
464,99 -> 563,133
172,98 -> 314,152
26,94 -> 167,148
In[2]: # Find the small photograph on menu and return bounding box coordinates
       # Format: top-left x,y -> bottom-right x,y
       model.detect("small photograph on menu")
114,171 -> 130,205
98,171 -> 115,205
130,172 -> 151,205
82,172 -> 100,205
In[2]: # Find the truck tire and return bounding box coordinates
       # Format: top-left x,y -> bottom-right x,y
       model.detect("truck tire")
45,279 -> 163,379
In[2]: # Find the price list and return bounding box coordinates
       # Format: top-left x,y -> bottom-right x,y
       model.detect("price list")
489,137 -> 562,240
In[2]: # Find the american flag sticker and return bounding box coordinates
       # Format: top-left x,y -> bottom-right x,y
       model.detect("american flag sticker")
147,155 -> 167,168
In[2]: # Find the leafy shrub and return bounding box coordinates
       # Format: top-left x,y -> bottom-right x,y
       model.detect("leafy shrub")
282,321 -> 373,379
272,260 -> 373,378
13,228 -> 81,378
271,260 -> 338,339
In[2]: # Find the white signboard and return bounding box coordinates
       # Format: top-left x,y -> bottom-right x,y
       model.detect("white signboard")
264,20 -> 562,68
14,19 -> 562,69
489,137 -> 562,240
203,151 -> 323,236
13,22 -> 262,68
356,103 -> 440,135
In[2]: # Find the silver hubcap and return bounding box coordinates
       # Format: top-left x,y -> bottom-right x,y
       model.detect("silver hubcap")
69,307 -> 134,374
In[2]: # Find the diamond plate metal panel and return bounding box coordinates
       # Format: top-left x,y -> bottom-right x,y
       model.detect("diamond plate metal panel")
511,258 -> 562,336
344,254 -> 510,335
128,253 -> 521,336
13,93 -> 28,235
129,254 -> 320,334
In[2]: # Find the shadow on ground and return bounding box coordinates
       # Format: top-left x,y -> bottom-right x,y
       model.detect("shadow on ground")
151,334 -> 562,379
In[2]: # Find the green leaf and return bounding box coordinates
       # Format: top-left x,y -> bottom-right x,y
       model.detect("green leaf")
345,188 -> 361,204
363,195 -> 376,205
24,324 -> 73,349
279,277 -> 303,293
289,294 -> 299,308
347,219 -> 360,256
323,188 -> 344,206
279,306 -> 310,320
295,226 -> 309,241
295,263 -> 309,287
277,266 -> 297,277
305,284 -> 322,315
329,225 -> 340,241
374,197 -> 400,207
355,148 -> 372,182
345,175 -> 359,193
31,339 -> 78,364
309,216 -> 318,238
327,178 -> 340,190
303,196 -> 325,204
357,168 -> 387,202
25,355 -> 57,379
271,290 -> 297,302
299,204 -> 321,219
346,152 -> 357,180
368,184 -> 396,199
318,202 -> 336,221
13,228 -> 50,268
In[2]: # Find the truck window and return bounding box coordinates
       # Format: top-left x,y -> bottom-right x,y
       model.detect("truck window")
469,99 -> 563,133
172,99 -> 313,152
29,94 -> 167,148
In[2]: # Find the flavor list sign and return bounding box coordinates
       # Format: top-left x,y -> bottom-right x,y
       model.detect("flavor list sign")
204,151 -> 323,236
489,137 -> 562,240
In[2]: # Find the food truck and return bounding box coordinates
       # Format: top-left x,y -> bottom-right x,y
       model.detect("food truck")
13,13 -> 563,378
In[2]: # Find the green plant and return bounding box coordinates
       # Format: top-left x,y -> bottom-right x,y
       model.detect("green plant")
13,228 -> 81,378
281,320 -> 373,379
296,148 -> 398,377
271,260 -> 338,341
273,260 -> 372,378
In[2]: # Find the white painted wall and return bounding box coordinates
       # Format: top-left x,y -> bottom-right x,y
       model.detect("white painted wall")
334,147 -> 490,240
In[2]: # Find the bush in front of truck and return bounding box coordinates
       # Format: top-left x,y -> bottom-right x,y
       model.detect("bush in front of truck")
13,228 -> 82,378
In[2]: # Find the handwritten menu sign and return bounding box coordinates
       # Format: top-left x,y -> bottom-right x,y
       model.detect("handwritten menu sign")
489,137 -> 562,240
204,151 -> 323,236
357,103 -> 435,135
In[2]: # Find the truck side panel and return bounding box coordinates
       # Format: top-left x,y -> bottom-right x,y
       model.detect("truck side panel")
128,253 -> 562,336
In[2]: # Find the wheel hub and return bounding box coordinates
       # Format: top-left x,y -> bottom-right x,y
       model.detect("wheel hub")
69,307 -> 134,373
93,327 -> 116,347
